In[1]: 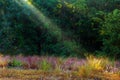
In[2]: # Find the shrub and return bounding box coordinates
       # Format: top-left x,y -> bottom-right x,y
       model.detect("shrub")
39,59 -> 52,71
10,59 -> 22,67
100,9 -> 120,57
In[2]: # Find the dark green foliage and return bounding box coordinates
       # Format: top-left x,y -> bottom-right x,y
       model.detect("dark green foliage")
100,9 -> 120,57
86,0 -> 120,12
0,0 -> 120,57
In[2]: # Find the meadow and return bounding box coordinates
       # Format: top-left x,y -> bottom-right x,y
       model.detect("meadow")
0,54 -> 120,80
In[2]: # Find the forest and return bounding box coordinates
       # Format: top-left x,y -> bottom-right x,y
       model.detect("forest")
0,0 -> 120,79
1,0 -> 120,57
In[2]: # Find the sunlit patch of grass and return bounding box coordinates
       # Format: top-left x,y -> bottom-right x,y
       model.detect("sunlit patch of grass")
87,55 -> 109,71
78,55 -> 110,78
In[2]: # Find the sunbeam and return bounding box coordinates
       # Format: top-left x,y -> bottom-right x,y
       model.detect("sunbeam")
15,0 -> 62,40
15,0 -> 85,55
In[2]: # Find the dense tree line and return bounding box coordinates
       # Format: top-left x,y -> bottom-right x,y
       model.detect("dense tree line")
0,0 -> 120,57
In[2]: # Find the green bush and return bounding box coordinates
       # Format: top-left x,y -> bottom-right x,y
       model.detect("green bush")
10,59 -> 23,67
100,9 -> 120,57
39,59 -> 52,71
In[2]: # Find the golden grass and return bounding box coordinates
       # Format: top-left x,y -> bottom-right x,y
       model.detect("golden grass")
0,68 -> 119,80
0,55 -> 119,80
78,55 -> 114,78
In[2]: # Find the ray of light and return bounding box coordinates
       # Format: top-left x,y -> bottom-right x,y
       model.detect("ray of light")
14,0 -> 85,55
15,0 -> 62,40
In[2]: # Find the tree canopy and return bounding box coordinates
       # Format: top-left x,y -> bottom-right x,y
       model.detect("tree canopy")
0,0 -> 120,57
